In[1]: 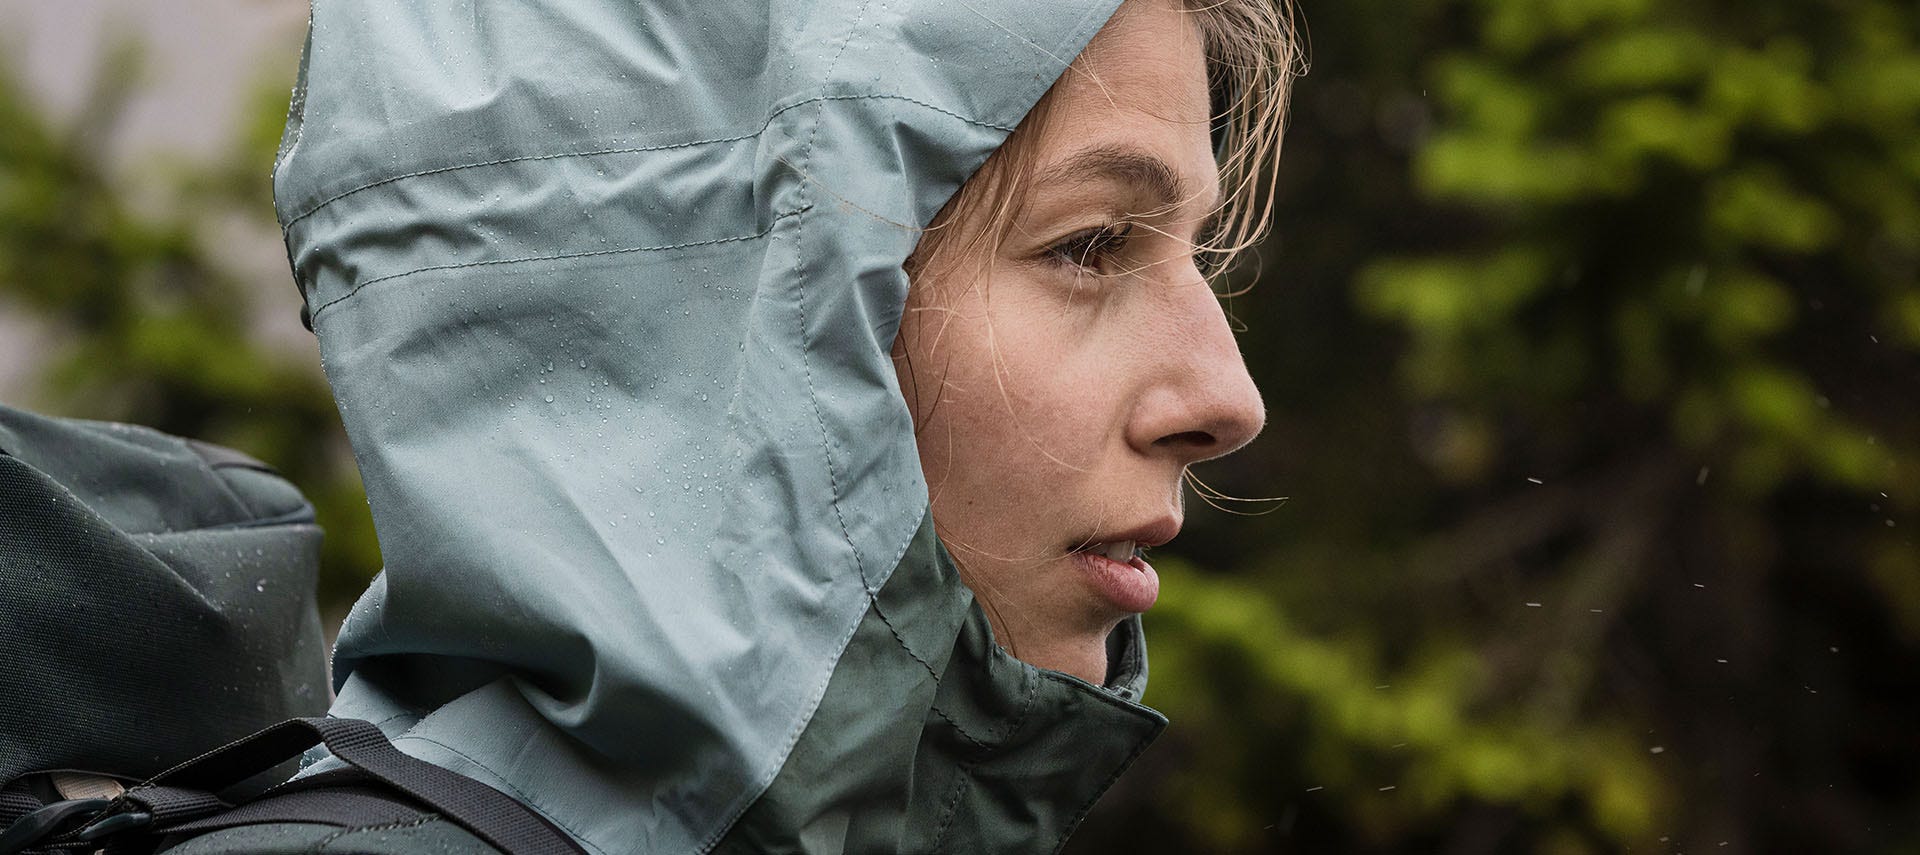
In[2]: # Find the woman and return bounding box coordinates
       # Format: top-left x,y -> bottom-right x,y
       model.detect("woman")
177,0 -> 1297,851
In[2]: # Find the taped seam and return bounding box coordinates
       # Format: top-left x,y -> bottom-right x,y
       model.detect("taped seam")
693,4 -> 882,852
280,131 -> 757,231
787,0 -> 875,658
280,93 -> 1011,231
304,207 -> 808,323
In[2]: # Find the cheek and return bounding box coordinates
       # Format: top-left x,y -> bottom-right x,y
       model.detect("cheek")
899,253 -> 1154,508
919,290 -> 1121,481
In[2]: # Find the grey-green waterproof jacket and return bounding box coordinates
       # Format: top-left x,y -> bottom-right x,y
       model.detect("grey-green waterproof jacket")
169,0 -> 1164,852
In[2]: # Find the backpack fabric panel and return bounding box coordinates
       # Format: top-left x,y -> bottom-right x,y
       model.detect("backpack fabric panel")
0,404 -> 330,793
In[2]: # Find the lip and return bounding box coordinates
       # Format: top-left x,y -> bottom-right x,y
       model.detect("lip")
1067,516 -> 1179,614
1072,548 -> 1161,613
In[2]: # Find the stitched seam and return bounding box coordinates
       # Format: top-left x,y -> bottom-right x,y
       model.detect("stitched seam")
995,665 -> 1044,744
280,133 -> 754,231
868,597 -> 938,677
1023,671 -> 1168,851
787,0 -> 874,672
927,704 -> 991,751
866,583 -> 992,748
691,11 -> 889,851
849,509 -> 952,722
1036,670 -> 1164,717
920,616 -> 1030,752
815,93 -> 1012,132
366,711 -> 418,731
304,207 -> 807,323
1045,727 -> 1158,855
307,814 -> 437,855
280,93 -> 1010,231
1109,622 -> 1145,699
926,764 -> 975,854
390,736 -> 603,855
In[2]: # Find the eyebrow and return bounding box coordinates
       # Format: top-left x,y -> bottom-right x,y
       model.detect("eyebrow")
1035,145 -> 1220,219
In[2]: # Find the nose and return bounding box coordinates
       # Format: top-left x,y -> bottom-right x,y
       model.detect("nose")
1127,267 -> 1267,465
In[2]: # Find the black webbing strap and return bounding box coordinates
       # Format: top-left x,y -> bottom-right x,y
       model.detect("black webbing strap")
0,791 -> 41,831
158,782 -> 426,837
136,718 -> 583,855
123,787 -> 226,826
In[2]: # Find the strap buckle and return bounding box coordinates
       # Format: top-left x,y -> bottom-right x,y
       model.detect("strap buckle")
0,797 -> 110,855
74,807 -> 154,842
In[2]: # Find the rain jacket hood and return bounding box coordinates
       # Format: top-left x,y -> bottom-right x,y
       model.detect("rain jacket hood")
279,0 -> 1164,851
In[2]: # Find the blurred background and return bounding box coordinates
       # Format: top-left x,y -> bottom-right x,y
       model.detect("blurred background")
1,0 -> 1915,851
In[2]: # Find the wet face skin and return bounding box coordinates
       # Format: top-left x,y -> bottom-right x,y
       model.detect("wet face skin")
893,0 -> 1267,684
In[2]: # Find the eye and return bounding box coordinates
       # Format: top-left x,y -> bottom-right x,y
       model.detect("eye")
1045,223 -> 1134,272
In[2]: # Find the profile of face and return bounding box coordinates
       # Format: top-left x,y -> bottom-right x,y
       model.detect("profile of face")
894,0 -> 1267,683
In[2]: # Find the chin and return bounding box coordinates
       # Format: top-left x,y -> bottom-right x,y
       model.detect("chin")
1017,627 -> 1120,686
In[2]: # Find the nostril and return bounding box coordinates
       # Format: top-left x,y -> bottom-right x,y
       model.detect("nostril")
1154,430 -> 1217,450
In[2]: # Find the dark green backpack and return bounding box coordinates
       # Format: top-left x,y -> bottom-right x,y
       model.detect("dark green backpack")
0,404 -> 330,843
0,405 -> 582,855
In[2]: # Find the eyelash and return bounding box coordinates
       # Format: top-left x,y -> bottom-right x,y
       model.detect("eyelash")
1046,223 -> 1134,272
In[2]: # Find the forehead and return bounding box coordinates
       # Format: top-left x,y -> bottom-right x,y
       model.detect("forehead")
1031,0 -> 1216,206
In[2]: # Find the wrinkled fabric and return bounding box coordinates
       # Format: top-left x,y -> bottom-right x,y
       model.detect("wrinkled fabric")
277,0 -> 1161,852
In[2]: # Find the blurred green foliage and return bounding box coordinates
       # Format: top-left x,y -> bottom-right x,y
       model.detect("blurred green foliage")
0,39 -> 379,613
2,0 -> 1917,851
1070,0 -> 1920,851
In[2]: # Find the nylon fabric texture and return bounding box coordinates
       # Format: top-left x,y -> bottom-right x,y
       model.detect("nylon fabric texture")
275,1 -> 1165,852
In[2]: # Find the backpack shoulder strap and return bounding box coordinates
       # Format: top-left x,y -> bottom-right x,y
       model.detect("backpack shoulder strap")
145,718 -> 583,855
156,771 -> 490,855
0,719 -> 582,855
159,809 -> 497,855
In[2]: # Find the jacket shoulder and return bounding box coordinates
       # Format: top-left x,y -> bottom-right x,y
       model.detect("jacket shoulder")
161,818 -> 499,855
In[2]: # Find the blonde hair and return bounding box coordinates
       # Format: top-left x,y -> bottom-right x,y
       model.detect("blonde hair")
904,0 -> 1305,285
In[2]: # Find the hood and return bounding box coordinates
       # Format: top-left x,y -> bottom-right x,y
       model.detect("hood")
278,0 -> 1160,851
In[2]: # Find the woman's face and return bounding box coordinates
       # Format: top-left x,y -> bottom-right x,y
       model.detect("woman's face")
894,0 -> 1266,683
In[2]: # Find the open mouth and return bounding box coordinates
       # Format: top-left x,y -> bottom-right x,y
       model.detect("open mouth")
1071,539 -> 1160,613
1086,540 -> 1142,563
